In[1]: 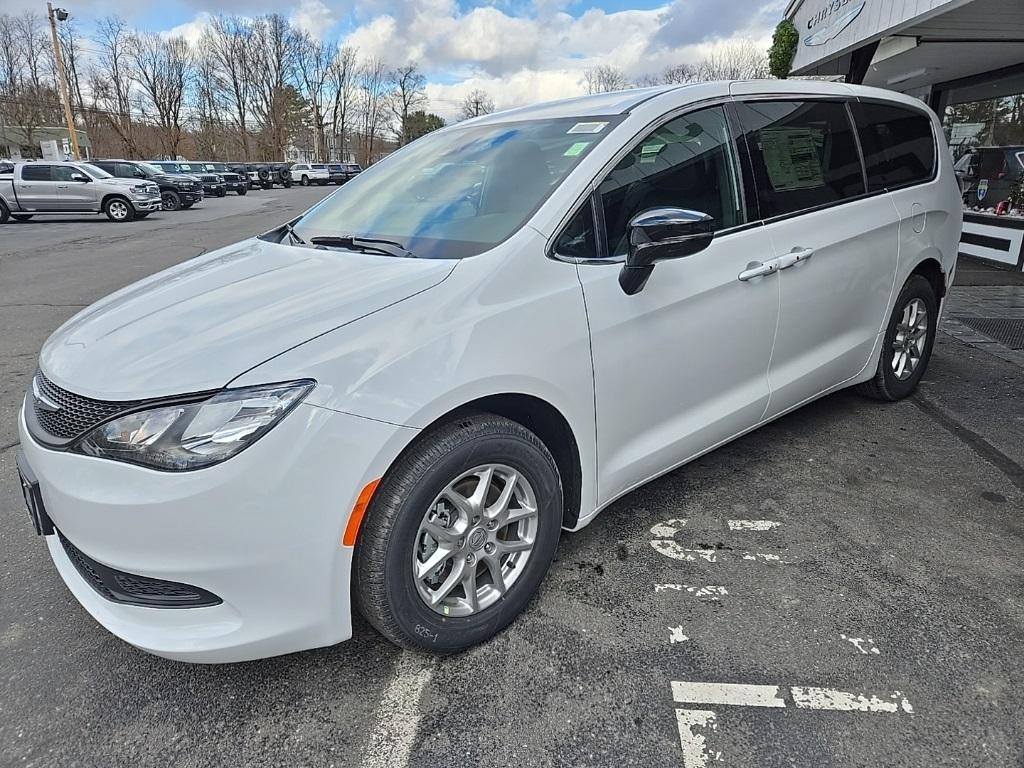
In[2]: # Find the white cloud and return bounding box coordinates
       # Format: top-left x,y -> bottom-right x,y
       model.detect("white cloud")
162,12 -> 213,44
290,0 -> 337,39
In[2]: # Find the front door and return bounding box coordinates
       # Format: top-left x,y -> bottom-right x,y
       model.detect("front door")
730,99 -> 899,417
55,165 -> 97,211
574,105 -> 781,505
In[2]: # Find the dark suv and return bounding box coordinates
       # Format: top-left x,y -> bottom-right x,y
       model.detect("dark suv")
955,146 -> 1024,208
196,162 -> 248,195
92,159 -> 203,211
232,162 -> 293,190
148,161 -> 228,198
327,163 -> 362,184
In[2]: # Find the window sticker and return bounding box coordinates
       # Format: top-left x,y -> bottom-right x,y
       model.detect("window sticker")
639,142 -> 665,164
564,141 -> 591,157
568,121 -> 608,134
760,127 -> 825,190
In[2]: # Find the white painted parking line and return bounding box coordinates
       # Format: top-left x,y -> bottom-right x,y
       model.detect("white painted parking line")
652,519 -> 688,537
655,584 -> 728,599
651,541 -> 719,562
727,520 -> 780,531
840,634 -> 881,655
791,687 -> 913,713
669,626 -> 690,644
675,709 -> 721,768
672,681 -> 786,708
361,653 -> 433,768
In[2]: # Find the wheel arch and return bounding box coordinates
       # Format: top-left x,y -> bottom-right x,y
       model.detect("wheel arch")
907,255 -> 947,300
101,192 -> 131,210
384,393 -> 584,530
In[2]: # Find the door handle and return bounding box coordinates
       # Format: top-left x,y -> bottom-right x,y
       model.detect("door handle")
788,247 -> 814,264
738,260 -> 780,281
56,184 -> 69,190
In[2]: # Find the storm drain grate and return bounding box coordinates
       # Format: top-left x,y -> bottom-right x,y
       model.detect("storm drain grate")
958,318 -> 1024,350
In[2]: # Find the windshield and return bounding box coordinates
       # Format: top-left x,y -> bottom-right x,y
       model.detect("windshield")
138,162 -> 163,175
293,116 -> 620,259
178,163 -> 195,172
206,163 -> 225,171
79,163 -> 113,179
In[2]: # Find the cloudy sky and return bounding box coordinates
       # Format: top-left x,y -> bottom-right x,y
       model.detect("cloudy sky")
17,0 -> 785,120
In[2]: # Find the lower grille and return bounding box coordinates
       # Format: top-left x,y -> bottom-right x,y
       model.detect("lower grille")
58,530 -> 222,609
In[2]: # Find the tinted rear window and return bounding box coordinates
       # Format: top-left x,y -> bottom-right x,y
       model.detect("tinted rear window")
733,100 -> 864,220
21,164 -> 51,181
852,101 -> 935,191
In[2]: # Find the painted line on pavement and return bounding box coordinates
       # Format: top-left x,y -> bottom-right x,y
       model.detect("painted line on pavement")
361,652 -> 434,768
791,687 -> 913,713
727,520 -> 780,531
675,709 -> 721,768
671,681 -> 912,713
672,681 -> 786,708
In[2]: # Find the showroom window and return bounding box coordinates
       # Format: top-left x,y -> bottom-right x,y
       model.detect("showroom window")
733,100 -> 865,220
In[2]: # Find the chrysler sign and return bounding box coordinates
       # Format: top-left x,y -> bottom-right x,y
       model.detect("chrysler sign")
803,0 -> 866,46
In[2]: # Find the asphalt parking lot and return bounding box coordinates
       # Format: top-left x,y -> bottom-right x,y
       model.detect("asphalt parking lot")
1,189 -> 1022,768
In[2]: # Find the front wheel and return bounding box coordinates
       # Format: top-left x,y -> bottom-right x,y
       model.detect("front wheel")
104,197 -> 135,222
237,188 -> 247,196
11,214 -> 33,221
301,175 -> 310,186
161,191 -> 181,211
216,188 -> 226,198
354,413 -> 562,653
856,274 -> 937,401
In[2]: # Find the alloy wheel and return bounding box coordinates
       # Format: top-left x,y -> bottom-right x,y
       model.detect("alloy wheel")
109,200 -> 129,220
891,297 -> 928,381
412,464 -> 538,617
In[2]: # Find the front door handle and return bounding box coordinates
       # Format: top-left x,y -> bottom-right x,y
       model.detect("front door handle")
738,260 -> 780,281
788,247 -> 814,264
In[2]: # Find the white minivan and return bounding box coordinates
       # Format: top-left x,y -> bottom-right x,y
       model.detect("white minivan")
17,81 -> 961,662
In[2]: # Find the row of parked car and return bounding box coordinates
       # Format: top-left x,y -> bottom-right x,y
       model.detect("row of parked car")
0,159 -> 362,223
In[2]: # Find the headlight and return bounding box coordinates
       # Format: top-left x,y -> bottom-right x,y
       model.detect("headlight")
74,380 -> 314,471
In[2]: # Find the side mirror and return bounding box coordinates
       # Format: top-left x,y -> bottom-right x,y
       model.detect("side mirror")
618,208 -> 714,295
70,173 -> 90,183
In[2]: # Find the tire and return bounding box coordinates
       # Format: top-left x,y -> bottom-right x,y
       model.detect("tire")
257,168 -> 270,182
103,197 -> 135,222
354,412 -> 563,653
0,202 -> 9,224
261,182 -> 272,190
161,191 -> 181,211
216,188 -> 226,198
237,188 -> 247,196
135,212 -> 150,219
283,180 -> 292,188
301,175 -> 310,186
11,214 -> 33,221
181,202 -> 194,210
856,274 -> 937,401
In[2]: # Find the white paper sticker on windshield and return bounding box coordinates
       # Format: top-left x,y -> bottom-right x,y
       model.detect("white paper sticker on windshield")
760,127 -> 825,191
568,121 -> 608,134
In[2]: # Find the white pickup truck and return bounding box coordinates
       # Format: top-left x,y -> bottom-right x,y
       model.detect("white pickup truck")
0,160 -> 162,223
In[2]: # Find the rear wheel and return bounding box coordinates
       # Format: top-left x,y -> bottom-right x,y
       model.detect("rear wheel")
11,214 -> 33,221
301,175 -> 310,186
354,413 -> 562,653
856,274 -> 937,401
104,197 -> 134,222
0,202 -> 9,223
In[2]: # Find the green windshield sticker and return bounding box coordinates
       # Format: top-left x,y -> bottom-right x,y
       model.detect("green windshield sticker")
568,121 -> 608,134
639,142 -> 665,164
564,141 -> 591,157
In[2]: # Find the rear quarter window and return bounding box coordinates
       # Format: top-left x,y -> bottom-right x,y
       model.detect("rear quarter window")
852,101 -> 936,191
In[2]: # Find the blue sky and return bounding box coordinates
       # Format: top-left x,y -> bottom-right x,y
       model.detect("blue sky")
18,0 -> 784,119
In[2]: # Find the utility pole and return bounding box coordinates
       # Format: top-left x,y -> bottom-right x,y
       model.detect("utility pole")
46,3 -> 81,160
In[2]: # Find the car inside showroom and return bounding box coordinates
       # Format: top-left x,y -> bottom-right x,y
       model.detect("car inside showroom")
784,0 -> 1024,270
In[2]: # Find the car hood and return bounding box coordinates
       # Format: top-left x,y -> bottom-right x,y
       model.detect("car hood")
40,238 -> 458,400
152,173 -> 195,185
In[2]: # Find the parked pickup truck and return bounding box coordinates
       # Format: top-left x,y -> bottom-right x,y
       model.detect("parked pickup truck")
0,161 -> 161,222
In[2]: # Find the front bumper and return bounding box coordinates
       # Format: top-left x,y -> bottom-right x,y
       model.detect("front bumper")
131,196 -> 161,212
18,401 -> 412,663
203,184 -> 227,195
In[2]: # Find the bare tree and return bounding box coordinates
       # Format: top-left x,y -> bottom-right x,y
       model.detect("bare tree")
584,65 -> 628,94
130,34 -> 191,158
0,12 -> 62,151
693,40 -> 768,81
294,32 -> 336,161
356,57 -> 389,165
327,46 -> 358,162
458,89 -> 494,120
662,63 -> 697,84
205,15 -> 257,159
250,14 -> 300,160
90,17 -> 139,157
192,47 -> 228,158
388,62 -> 427,146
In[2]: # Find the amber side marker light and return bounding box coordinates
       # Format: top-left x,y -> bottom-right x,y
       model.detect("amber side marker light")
343,478 -> 381,546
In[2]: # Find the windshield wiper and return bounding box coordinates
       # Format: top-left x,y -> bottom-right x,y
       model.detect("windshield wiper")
283,221 -> 306,245
308,235 -> 418,259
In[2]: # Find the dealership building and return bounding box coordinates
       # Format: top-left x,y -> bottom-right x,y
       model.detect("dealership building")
783,0 -> 1024,270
